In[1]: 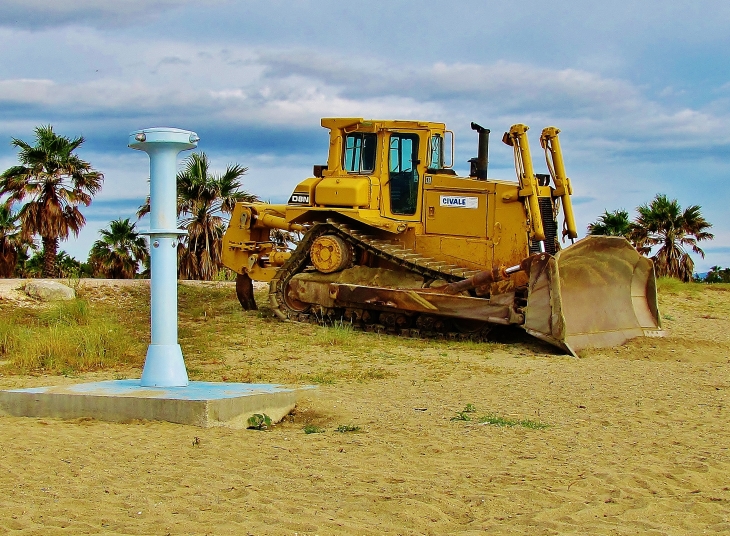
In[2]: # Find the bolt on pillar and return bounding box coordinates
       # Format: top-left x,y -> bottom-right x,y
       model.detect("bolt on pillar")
128,127 -> 198,387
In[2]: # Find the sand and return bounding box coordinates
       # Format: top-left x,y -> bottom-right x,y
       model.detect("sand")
0,280 -> 728,535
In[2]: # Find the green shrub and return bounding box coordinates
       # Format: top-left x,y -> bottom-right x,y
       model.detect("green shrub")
335,424 -> 361,433
479,413 -> 549,429
247,413 -> 272,430
303,424 -> 325,434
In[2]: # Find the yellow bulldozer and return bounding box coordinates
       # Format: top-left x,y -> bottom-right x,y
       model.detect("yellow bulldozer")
221,118 -> 663,355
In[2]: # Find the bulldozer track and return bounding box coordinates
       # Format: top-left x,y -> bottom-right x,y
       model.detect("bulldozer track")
268,220 -> 494,341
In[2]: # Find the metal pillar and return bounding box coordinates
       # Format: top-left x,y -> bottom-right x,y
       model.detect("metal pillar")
128,127 -> 198,387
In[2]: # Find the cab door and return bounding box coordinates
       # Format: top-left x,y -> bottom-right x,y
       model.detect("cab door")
383,131 -> 423,220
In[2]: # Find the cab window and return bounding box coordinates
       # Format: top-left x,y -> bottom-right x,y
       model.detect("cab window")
428,134 -> 443,169
343,133 -> 377,173
389,133 -> 419,215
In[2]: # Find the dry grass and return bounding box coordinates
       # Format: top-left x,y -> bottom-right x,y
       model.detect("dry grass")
0,297 -> 146,374
4,279 -> 727,380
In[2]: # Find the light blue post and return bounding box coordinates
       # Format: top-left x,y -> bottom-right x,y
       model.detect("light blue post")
128,128 -> 198,387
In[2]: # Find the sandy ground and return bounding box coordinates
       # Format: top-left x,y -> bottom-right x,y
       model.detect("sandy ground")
0,280 -> 728,535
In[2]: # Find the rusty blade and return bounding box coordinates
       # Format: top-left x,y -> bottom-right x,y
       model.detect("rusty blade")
523,235 -> 664,356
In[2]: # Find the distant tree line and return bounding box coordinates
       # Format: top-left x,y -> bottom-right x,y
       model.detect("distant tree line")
703,266 -> 730,283
0,125 -> 256,280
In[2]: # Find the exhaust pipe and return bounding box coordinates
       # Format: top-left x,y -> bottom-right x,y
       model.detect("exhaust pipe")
470,122 -> 490,180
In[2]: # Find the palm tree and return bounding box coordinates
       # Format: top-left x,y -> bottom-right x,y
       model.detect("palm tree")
0,125 -> 103,277
19,250 -> 44,278
587,209 -> 634,238
55,251 -> 84,278
138,152 -> 257,280
705,266 -> 730,283
0,205 -> 35,277
177,153 -> 258,280
632,194 -> 714,282
89,218 -> 149,279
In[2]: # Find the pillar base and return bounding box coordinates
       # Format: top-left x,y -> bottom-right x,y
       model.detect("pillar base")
0,380 -> 312,428
141,344 -> 189,387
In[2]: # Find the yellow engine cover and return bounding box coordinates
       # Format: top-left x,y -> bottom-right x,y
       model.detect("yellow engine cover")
315,177 -> 370,207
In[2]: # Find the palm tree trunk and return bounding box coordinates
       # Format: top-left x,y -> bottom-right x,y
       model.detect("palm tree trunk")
0,245 -> 17,278
42,236 -> 58,278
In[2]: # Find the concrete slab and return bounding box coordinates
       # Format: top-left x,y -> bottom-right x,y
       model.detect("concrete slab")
0,380 -> 313,428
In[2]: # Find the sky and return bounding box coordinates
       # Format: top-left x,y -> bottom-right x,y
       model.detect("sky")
1,0 -> 729,272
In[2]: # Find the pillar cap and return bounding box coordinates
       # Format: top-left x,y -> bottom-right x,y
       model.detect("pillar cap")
128,127 -> 199,151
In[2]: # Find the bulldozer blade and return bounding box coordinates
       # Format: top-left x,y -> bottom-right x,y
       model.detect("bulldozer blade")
523,236 -> 663,356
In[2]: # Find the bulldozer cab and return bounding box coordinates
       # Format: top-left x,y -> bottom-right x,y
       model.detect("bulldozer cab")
320,118 -> 452,222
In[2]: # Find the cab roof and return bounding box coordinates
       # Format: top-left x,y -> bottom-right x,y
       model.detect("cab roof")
321,118 -> 446,131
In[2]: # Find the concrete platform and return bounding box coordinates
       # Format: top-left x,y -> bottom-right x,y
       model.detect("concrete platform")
0,380 -> 313,428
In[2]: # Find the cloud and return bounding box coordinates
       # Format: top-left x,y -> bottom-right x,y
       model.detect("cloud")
0,0 -> 218,29
3,37 -> 727,162
1,20 -> 727,163
259,53 -> 730,158
261,48 -> 692,108
83,199 -> 145,223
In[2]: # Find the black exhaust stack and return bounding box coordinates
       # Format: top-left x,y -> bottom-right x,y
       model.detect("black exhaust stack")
469,122 -> 490,180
